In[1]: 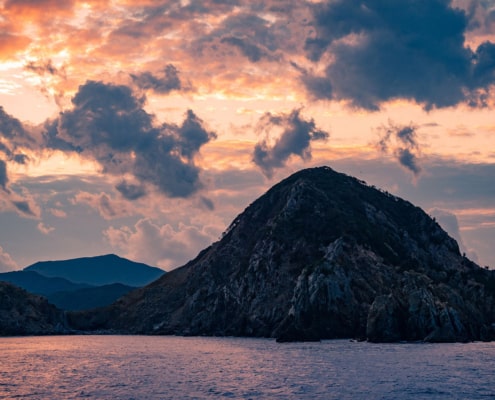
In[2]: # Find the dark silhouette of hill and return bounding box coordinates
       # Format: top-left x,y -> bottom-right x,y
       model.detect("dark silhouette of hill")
47,283 -> 136,311
0,270 -> 91,296
69,166 -> 495,342
0,255 -> 163,312
25,254 -> 164,286
0,281 -> 66,336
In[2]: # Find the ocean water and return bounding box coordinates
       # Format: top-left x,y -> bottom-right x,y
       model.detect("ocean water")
0,336 -> 494,399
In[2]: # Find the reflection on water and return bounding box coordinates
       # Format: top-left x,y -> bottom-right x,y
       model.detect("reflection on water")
0,336 -> 494,399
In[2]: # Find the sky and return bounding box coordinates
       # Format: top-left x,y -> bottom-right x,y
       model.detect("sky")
0,0 -> 494,272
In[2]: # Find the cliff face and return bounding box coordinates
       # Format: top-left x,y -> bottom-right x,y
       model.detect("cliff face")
70,166 -> 495,342
0,282 -> 67,336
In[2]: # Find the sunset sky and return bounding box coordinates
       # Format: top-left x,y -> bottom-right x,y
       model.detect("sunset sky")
0,0 -> 494,272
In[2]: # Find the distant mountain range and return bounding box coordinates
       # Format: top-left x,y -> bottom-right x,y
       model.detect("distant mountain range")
24,254 -> 164,286
0,254 -> 164,311
0,270 -> 91,296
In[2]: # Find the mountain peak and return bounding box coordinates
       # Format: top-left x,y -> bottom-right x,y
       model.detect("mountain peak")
224,165 -> 459,269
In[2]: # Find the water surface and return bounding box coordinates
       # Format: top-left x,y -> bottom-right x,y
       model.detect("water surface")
1,336 -> 494,399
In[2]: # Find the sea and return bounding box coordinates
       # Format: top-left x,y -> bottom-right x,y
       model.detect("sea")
0,336 -> 494,399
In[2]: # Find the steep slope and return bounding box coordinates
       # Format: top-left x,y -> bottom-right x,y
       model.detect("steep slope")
25,254 -> 164,286
0,270 -> 92,296
69,167 -> 495,342
0,282 -> 67,336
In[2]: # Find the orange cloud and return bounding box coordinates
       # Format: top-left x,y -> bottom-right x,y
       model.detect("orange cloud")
3,0 -> 75,18
0,31 -> 30,59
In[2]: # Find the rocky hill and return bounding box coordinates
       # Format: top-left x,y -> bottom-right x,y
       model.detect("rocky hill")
68,167 -> 495,341
0,282 -> 67,336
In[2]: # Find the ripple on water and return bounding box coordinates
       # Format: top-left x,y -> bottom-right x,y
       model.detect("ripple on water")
0,336 -> 494,399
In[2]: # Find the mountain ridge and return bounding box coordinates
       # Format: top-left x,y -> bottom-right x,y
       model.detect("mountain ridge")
68,166 -> 495,342
0,270 -> 91,296
24,253 -> 164,286
0,254 -> 163,312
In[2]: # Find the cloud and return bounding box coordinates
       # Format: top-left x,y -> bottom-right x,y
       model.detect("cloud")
471,41 -> 495,87
377,122 -> 422,176
0,107 -> 35,182
115,180 -> 147,201
71,192 -> 132,220
49,208 -> 67,218
25,59 -> 60,76
46,80 -> 216,198
131,64 -> 184,94
0,108 -> 41,218
0,245 -> 18,272
3,0 -> 75,20
104,218 -> 216,270
24,59 -> 67,104
187,9 -> 287,66
458,0 -> 495,37
220,36 -> 268,62
0,160 -> 8,192
0,31 -> 30,59
0,161 -> 41,218
0,106 -> 34,148
199,196 -> 214,211
253,109 -> 329,177
11,199 -> 38,218
303,0 -> 495,109
37,222 -> 55,235
429,208 -> 478,262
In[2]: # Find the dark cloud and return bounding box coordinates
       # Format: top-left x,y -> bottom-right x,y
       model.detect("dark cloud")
58,81 -> 149,155
0,142 -> 11,157
25,59 -> 59,76
200,196 -> 214,211
168,109 -> 217,158
303,0 -> 495,109
115,180 -> 147,200
471,41 -> 495,87
42,119 -> 79,152
0,160 -> 8,191
131,64 -> 183,94
132,110 -> 216,197
11,200 -> 36,217
396,148 -> 421,176
220,36 -> 266,62
299,72 -> 333,100
0,107 -> 32,145
253,109 -> 329,178
377,122 -> 421,176
12,154 -> 28,164
46,80 -> 216,198
0,109 -> 30,166
190,11 -> 282,60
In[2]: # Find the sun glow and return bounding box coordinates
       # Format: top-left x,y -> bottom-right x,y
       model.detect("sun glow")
9,151 -> 100,179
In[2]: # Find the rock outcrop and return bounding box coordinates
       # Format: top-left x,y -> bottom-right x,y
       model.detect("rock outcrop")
69,166 -> 495,342
0,281 -> 67,336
